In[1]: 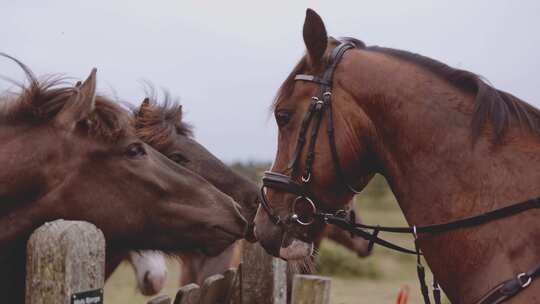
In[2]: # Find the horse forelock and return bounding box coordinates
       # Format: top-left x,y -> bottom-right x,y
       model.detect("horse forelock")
134,88 -> 193,152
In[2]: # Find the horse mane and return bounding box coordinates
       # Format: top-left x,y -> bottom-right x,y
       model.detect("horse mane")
134,88 -> 193,152
274,37 -> 540,143
0,54 -> 131,142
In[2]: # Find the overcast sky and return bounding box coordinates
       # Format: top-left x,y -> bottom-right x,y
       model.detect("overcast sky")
1,1 -> 539,162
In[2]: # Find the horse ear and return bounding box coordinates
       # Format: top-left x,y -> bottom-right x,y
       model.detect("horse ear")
303,8 -> 328,67
56,68 -> 97,131
137,97 -> 151,118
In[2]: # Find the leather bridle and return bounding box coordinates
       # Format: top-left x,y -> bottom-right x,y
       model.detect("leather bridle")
261,41 -> 361,228
259,40 -> 540,304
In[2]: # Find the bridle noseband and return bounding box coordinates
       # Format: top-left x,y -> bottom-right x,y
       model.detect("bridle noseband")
261,41 -> 361,228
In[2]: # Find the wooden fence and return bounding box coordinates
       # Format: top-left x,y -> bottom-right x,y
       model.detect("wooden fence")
25,220 -> 332,304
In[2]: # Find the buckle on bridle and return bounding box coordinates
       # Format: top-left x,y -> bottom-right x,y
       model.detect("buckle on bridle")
334,209 -> 348,218
517,273 -> 532,288
412,225 -> 418,240
312,96 -> 324,104
301,172 -> 311,183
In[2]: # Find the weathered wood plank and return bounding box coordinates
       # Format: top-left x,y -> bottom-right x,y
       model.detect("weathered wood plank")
174,283 -> 201,304
148,294 -> 172,304
25,220 -> 105,304
290,275 -> 331,304
241,242 -> 287,304
199,274 -> 227,304
228,264 -> 242,304
222,267 -> 237,304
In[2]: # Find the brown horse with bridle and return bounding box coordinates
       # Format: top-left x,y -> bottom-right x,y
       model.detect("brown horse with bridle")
253,9 -> 540,304
0,55 -> 247,302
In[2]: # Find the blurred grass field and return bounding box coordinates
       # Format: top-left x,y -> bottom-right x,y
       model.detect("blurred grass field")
105,172 -> 447,303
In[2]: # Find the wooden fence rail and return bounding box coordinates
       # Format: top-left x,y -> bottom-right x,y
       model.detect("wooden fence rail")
240,242 -> 287,304
148,266 -> 332,304
291,275 -> 331,304
25,221 -> 332,304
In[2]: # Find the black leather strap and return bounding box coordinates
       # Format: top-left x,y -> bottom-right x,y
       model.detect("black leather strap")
294,42 -> 362,193
287,100 -> 318,170
294,74 -> 331,85
302,99 -> 325,182
366,226 -> 380,253
346,197 -> 540,235
476,262 -> 540,304
321,43 -> 364,193
433,278 -> 441,304
325,95 -> 362,193
260,186 -> 282,225
322,213 -> 418,254
417,262 -> 432,304
318,197 -> 540,260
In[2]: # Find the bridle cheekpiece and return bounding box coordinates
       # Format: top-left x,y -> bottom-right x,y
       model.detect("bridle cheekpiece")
261,41 -> 360,228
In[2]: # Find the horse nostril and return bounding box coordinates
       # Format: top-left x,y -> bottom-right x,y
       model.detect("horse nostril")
143,270 -> 151,285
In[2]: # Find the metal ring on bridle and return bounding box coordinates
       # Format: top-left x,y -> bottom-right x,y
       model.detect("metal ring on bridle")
301,172 -> 311,183
292,196 -> 317,226
517,273 -> 532,288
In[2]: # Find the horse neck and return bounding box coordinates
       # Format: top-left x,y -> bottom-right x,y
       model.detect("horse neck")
0,125 -> 59,302
0,126 -> 55,246
0,198 -> 60,303
0,180 -> 52,302
0,240 -> 26,303
345,51 -> 540,302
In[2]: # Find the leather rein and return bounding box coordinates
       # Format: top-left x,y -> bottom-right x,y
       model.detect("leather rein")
260,41 -> 540,304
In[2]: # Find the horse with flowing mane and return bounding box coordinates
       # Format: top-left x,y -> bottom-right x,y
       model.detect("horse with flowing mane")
0,55 -> 247,302
253,9 -> 540,303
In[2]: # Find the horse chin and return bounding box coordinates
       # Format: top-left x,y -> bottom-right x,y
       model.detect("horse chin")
279,239 -> 313,261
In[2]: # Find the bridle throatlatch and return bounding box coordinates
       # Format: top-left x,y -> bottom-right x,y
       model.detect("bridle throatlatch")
260,40 -> 540,304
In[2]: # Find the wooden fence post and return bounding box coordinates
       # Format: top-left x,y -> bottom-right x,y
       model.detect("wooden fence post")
290,275 -> 331,304
228,264 -> 242,304
241,242 -> 287,304
148,294 -> 172,304
25,220 -> 105,304
174,283 -> 201,304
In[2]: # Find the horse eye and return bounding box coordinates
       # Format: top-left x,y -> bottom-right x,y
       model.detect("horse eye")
126,143 -> 146,157
275,110 -> 292,127
169,153 -> 189,165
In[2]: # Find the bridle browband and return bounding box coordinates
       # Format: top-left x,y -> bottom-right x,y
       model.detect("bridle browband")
260,40 -> 540,304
